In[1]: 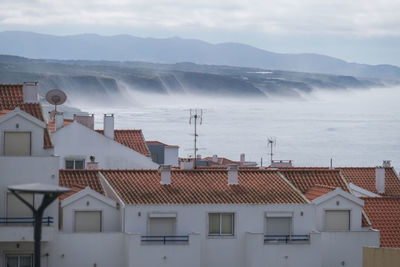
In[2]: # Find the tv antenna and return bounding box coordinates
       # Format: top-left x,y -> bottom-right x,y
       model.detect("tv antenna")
189,109 -> 203,168
267,137 -> 276,164
46,89 -> 67,113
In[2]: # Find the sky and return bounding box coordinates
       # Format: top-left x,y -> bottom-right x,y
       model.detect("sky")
1,0 -> 400,65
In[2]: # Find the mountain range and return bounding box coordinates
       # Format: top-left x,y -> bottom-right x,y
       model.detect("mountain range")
0,31 -> 399,81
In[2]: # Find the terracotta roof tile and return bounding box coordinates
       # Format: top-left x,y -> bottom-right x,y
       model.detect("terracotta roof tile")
363,197 -> 400,247
102,169 -> 308,205
59,184 -> 86,201
340,167 -> 400,196
0,84 -> 53,148
304,184 -> 336,201
59,170 -> 104,195
279,169 -> 350,195
146,141 -> 179,148
48,118 -> 73,132
96,129 -> 150,157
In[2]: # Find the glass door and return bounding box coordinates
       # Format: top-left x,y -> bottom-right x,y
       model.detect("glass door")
6,255 -> 33,267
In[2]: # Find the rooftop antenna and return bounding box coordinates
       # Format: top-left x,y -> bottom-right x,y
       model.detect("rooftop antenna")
267,137 -> 276,165
46,89 -> 67,114
189,109 -> 203,169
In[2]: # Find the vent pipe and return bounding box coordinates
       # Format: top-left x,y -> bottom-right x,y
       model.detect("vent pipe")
228,164 -> 239,185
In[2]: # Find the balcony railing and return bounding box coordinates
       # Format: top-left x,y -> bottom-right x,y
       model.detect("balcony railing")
264,234 -> 310,243
0,217 -> 54,226
141,235 -> 189,245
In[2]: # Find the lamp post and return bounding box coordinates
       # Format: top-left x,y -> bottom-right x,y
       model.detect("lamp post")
8,183 -> 70,267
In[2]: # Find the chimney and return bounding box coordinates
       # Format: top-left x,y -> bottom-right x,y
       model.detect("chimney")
240,153 -> 245,163
212,154 -> 218,163
55,112 -> 64,130
104,114 -> 114,139
23,82 -> 39,103
228,164 -> 239,185
159,165 -> 171,185
74,114 -> 94,130
383,160 -> 391,167
376,166 -> 385,194
180,159 -> 194,170
87,155 -> 98,170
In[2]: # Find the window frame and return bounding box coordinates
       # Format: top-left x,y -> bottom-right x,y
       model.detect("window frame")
73,210 -> 102,233
324,209 -> 351,232
65,158 -> 85,169
207,212 -> 235,237
3,131 -> 31,156
5,254 -> 33,267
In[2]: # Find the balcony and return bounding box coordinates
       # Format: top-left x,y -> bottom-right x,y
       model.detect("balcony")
141,235 -> 189,245
125,233 -> 201,267
0,216 -> 54,226
0,217 -> 54,242
264,234 -> 310,244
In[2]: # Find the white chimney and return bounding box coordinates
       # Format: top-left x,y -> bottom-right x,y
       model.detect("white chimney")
74,114 -> 94,130
228,164 -> 239,185
87,161 -> 99,170
159,165 -> 171,185
240,153 -> 245,163
180,159 -> 194,170
23,82 -> 39,103
376,166 -> 385,194
212,154 -> 218,163
104,114 -> 114,139
55,112 -> 64,130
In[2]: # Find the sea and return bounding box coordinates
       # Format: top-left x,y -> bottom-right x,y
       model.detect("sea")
68,86 -> 400,170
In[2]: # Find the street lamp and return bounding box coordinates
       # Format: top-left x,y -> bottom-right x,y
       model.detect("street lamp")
8,183 -> 70,267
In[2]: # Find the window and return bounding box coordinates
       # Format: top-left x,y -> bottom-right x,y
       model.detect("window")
6,255 -> 33,267
74,211 -> 101,232
149,218 -> 176,236
4,132 -> 31,156
324,210 -> 350,231
266,216 -> 292,236
65,159 -> 85,169
208,213 -> 234,236
7,193 -> 33,218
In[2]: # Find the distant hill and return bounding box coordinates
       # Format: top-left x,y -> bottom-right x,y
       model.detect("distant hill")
0,31 -> 399,81
0,55 -> 386,100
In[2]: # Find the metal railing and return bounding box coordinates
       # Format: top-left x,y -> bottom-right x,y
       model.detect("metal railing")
0,217 -> 54,226
141,235 -> 189,245
264,234 -> 310,243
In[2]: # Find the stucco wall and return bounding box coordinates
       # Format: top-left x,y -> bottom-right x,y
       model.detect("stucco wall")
53,122 -> 158,169
164,147 -> 178,167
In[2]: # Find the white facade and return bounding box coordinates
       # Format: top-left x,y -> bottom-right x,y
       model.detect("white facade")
52,121 -> 158,169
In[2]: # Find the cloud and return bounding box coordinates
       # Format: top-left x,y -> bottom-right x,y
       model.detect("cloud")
0,0 -> 399,37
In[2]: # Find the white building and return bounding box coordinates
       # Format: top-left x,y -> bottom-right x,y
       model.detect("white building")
51,114 -> 158,170
0,83 -> 381,267
0,83 -> 59,267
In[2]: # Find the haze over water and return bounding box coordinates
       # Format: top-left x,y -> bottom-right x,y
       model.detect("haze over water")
72,86 -> 400,170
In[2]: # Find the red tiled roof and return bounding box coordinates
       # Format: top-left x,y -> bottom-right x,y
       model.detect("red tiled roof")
48,118 -> 73,132
363,197 -> 400,247
0,84 -> 53,148
59,184 -> 86,201
96,129 -> 150,157
304,184 -> 336,201
340,167 -> 400,196
102,169 -> 308,205
203,156 -> 240,166
279,169 -> 350,195
59,170 -> 104,195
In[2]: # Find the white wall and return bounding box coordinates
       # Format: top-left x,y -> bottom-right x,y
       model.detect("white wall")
61,194 -> 121,233
0,156 -> 60,222
164,147 -> 179,167
48,233 -> 126,267
53,122 -> 158,169
0,114 -> 53,156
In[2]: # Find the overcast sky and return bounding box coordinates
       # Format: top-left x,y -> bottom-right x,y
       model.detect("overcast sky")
1,0 -> 399,65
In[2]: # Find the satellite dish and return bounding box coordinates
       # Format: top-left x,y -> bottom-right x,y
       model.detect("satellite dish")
46,89 -> 67,113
